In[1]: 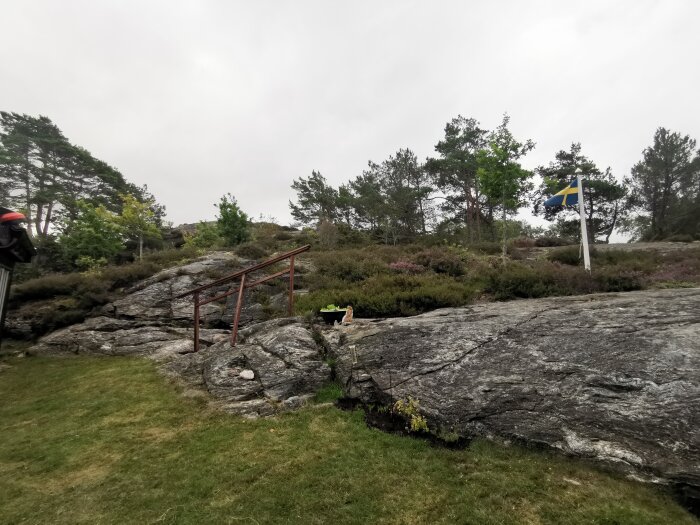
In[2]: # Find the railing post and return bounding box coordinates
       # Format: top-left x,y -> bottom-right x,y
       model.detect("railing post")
231,273 -> 247,346
288,254 -> 295,316
193,291 -> 200,353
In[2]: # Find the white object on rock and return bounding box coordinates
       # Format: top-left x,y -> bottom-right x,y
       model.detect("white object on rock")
239,369 -> 255,380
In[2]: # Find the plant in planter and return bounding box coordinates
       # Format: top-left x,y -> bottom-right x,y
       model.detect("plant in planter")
319,304 -> 348,324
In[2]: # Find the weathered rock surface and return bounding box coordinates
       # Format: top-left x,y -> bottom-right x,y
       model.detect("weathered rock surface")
105,251 -> 284,327
332,288 -> 700,495
30,315 -> 229,360
161,318 -> 330,417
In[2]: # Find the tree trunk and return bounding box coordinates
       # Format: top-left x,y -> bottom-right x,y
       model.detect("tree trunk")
605,201 -> 619,244
23,152 -> 33,239
139,234 -> 143,260
474,177 -> 482,242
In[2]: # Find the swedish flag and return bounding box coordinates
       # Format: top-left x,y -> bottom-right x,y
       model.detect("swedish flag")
544,178 -> 579,207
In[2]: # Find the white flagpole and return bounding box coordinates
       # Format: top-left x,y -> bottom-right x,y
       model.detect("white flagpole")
576,171 -> 591,272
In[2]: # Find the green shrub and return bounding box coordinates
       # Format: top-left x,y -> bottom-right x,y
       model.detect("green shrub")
594,270 -> 644,292
535,236 -> 572,247
184,222 -> 221,249
142,245 -> 199,266
411,248 -> 465,276
548,246 -> 585,265
31,309 -> 87,335
101,262 -> 159,290
312,251 -> 388,282
235,242 -> 269,260
10,273 -> 87,302
486,262 -> 585,300
509,237 -> 536,248
592,249 -> 657,269
295,274 -> 477,317
393,396 -> 429,433
273,231 -> 294,241
664,234 -> 695,243
486,260 -> 647,300
469,241 -> 502,255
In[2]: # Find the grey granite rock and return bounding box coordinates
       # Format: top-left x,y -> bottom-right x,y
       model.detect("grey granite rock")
332,288 -> 700,492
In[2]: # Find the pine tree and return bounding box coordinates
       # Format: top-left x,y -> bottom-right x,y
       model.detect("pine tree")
533,143 -> 626,243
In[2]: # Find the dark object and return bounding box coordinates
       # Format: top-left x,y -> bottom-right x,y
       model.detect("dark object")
176,244 -> 311,350
0,208 -> 36,344
320,309 -> 347,325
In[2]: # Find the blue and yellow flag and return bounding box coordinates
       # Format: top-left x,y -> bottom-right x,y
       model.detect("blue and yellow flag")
544,178 -> 579,207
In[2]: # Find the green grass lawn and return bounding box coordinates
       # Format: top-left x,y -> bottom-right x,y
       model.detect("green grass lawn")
0,357 -> 696,525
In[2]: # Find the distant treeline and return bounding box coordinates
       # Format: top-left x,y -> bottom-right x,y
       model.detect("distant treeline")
0,112 -> 166,271
289,114 -> 700,245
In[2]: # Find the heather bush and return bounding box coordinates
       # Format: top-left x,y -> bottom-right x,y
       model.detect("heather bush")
664,234 -> 695,242
469,241 -> 502,255
486,260 -> 646,300
10,273 -> 88,302
411,248 -> 465,276
295,274 -> 478,317
142,245 -> 199,266
388,261 -> 426,275
101,262 -> 160,290
509,237 -> 536,248
312,251 -> 389,282
485,262 -> 586,300
535,236 -> 572,247
235,242 -> 269,260
548,246 -> 585,266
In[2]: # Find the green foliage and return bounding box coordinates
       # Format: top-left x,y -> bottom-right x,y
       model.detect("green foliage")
117,193 -> 162,259
535,236 -> 572,247
533,143 -> 626,243
296,273 -> 478,317
311,249 -> 391,283
411,248 -> 465,276
99,262 -> 160,290
0,357 -> 692,524
290,150 -> 432,242
624,127 -> 700,240
469,241 -> 503,255
290,170 -> 339,225
184,221 -> 221,249
393,397 -> 429,433
548,246 -> 585,265
665,234 -> 695,242
319,304 -> 346,312
234,241 -> 268,260
58,201 -> 124,268
485,260 -> 646,300
0,112 -> 147,242
10,273 -> 87,302
140,245 -> 200,267
477,114 -> 535,258
216,193 -> 249,246
425,115 -> 488,241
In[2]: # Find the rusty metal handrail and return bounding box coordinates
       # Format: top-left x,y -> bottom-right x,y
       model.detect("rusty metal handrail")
177,244 -> 311,350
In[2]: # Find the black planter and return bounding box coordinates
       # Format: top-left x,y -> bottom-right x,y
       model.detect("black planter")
320,310 -> 347,325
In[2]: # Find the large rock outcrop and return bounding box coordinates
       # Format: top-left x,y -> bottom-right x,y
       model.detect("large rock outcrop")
162,318 -> 330,417
332,288 -> 700,495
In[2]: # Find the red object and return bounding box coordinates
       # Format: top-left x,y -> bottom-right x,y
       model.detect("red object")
0,212 -> 26,223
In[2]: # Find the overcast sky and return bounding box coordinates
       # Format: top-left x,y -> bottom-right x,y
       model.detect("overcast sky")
2,1 -> 698,232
